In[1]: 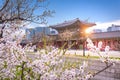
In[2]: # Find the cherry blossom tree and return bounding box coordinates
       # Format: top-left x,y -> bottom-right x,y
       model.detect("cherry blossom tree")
0,0 -> 54,38
0,0 -> 117,80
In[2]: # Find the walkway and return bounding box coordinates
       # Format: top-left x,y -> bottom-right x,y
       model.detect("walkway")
65,50 -> 120,58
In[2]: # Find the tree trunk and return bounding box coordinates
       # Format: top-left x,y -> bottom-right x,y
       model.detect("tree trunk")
0,25 -> 5,38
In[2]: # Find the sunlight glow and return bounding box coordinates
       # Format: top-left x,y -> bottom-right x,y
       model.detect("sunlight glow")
85,28 -> 93,34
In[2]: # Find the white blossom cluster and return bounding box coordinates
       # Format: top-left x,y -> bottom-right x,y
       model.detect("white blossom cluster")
0,39 -> 92,80
87,38 -> 111,63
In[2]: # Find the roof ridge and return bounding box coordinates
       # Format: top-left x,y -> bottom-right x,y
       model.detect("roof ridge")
49,18 -> 80,27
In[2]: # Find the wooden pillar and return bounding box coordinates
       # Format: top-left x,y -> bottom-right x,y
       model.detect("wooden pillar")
95,40 -> 98,47
96,40 -> 99,47
111,39 -> 114,50
102,39 -> 105,50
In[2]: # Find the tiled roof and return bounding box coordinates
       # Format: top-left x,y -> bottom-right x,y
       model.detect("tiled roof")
49,18 -> 95,29
89,31 -> 120,39
49,18 -> 79,28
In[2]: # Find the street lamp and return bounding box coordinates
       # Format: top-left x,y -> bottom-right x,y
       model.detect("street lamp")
82,28 -> 92,56
80,31 -> 86,56
83,39 -> 86,56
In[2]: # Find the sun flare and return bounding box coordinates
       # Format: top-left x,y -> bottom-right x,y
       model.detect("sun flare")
85,28 -> 93,34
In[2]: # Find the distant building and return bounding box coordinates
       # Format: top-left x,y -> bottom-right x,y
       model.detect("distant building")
26,27 -> 50,41
92,29 -> 102,33
107,24 -> 120,32
49,29 -> 58,35
88,25 -> 120,51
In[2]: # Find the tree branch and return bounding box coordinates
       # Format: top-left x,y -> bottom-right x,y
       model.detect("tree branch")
0,0 -> 9,12
21,61 -> 26,80
88,62 -> 114,80
0,25 -> 5,38
0,16 -> 45,24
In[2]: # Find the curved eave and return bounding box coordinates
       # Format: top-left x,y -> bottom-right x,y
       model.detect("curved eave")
79,22 -> 96,29
49,21 -> 78,29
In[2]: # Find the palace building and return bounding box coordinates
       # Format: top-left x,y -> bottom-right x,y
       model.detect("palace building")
49,18 -> 96,49
49,18 -> 120,51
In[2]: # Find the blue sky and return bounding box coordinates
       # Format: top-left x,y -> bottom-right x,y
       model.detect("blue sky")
21,0 -> 120,36
47,0 -> 120,26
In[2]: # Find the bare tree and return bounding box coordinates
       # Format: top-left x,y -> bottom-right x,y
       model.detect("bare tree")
59,29 -> 73,41
0,0 -> 54,38
59,29 -> 73,48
